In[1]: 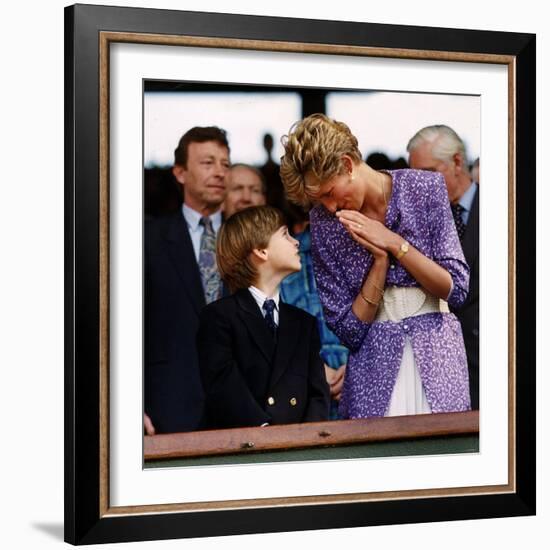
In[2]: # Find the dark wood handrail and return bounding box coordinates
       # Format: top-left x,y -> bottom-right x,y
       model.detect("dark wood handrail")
144,410 -> 478,461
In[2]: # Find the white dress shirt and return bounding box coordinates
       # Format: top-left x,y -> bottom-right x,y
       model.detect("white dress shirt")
248,286 -> 280,326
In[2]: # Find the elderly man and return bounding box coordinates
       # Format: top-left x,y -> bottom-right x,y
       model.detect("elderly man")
223,163 -> 267,218
144,126 -> 230,434
407,124 -> 479,409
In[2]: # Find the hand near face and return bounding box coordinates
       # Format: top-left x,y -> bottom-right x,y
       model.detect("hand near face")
336,210 -> 389,259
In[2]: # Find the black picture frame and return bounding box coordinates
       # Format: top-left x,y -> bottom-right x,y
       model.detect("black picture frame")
65,3 -> 536,545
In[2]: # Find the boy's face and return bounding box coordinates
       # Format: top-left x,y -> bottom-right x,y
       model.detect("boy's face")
264,226 -> 301,276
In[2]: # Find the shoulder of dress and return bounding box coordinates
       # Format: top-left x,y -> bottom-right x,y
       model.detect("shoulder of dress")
309,204 -> 328,222
310,205 -> 339,232
395,169 -> 446,200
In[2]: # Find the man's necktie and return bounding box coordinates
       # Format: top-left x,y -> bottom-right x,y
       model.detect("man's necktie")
198,216 -> 221,304
451,203 -> 466,241
262,299 -> 277,337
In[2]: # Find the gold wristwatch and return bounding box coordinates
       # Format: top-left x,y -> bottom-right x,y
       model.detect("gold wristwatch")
395,240 -> 409,260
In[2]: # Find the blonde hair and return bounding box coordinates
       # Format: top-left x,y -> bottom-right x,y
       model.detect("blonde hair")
217,205 -> 285,292
280,113 -> 362,207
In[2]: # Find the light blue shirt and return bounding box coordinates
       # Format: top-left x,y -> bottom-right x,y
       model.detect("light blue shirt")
248,286 -> 280,326
181,204 -> 223,262
457,182 -> 478,226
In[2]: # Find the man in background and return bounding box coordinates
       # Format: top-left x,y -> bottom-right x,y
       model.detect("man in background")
144,126 -> 230,433
223,163 -> 267,218
407,124 -> 480,409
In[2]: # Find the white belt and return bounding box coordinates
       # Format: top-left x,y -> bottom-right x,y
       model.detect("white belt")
375,286 -> 449,323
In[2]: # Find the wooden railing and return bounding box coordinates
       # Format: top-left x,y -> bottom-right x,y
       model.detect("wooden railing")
144,410 -> 478,461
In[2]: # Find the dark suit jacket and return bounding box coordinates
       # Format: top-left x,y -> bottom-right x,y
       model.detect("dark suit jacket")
144,211 -> 221,433
196,289 -> 330,429
451,184 -> 479,409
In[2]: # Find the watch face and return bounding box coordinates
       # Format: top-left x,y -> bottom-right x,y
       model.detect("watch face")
396,241 -> 408,259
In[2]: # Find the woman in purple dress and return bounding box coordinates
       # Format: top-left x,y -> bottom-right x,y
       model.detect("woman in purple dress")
280,114 -> 471,418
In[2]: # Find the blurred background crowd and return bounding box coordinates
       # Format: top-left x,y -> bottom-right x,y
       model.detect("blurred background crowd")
143,81 -> 480,435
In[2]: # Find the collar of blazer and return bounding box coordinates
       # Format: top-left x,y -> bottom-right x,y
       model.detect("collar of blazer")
234,288 -> 302,386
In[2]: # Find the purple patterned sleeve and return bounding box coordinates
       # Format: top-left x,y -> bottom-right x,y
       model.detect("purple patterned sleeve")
310,215 -> 371,351
427,173 -> 470,308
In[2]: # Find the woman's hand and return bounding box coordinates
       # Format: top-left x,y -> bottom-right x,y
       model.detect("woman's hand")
337,210 -> 453,301
336,210 -> 392,259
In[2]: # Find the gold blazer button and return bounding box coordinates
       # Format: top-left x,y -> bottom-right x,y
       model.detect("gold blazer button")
290,397 -> 297,406
267,397 -> 275,406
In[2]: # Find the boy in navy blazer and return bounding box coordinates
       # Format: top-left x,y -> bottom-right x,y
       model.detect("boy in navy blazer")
197,205 -> 330,429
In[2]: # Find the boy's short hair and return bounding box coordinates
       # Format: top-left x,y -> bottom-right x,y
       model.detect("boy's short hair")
217,205 -> 285,292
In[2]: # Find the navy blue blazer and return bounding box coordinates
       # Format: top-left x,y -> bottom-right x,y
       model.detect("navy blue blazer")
144,211 -> 226,433
197,289 -> 330,429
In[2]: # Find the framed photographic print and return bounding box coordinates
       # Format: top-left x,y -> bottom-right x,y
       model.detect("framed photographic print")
65,3 -> 536,545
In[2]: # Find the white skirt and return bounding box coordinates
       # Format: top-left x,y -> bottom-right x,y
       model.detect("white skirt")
376,287 -> 449,417
386,337 -> 431,416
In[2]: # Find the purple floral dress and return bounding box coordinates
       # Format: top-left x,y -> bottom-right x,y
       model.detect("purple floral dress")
310,169 -> 472,418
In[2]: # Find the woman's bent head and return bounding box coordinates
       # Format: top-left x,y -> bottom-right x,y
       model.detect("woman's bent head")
280,114 -> 362,207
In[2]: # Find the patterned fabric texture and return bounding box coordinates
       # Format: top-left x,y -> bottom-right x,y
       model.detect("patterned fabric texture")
451,203 -> 466,241
310,169 -> 471,418
198,216 -> 221,304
